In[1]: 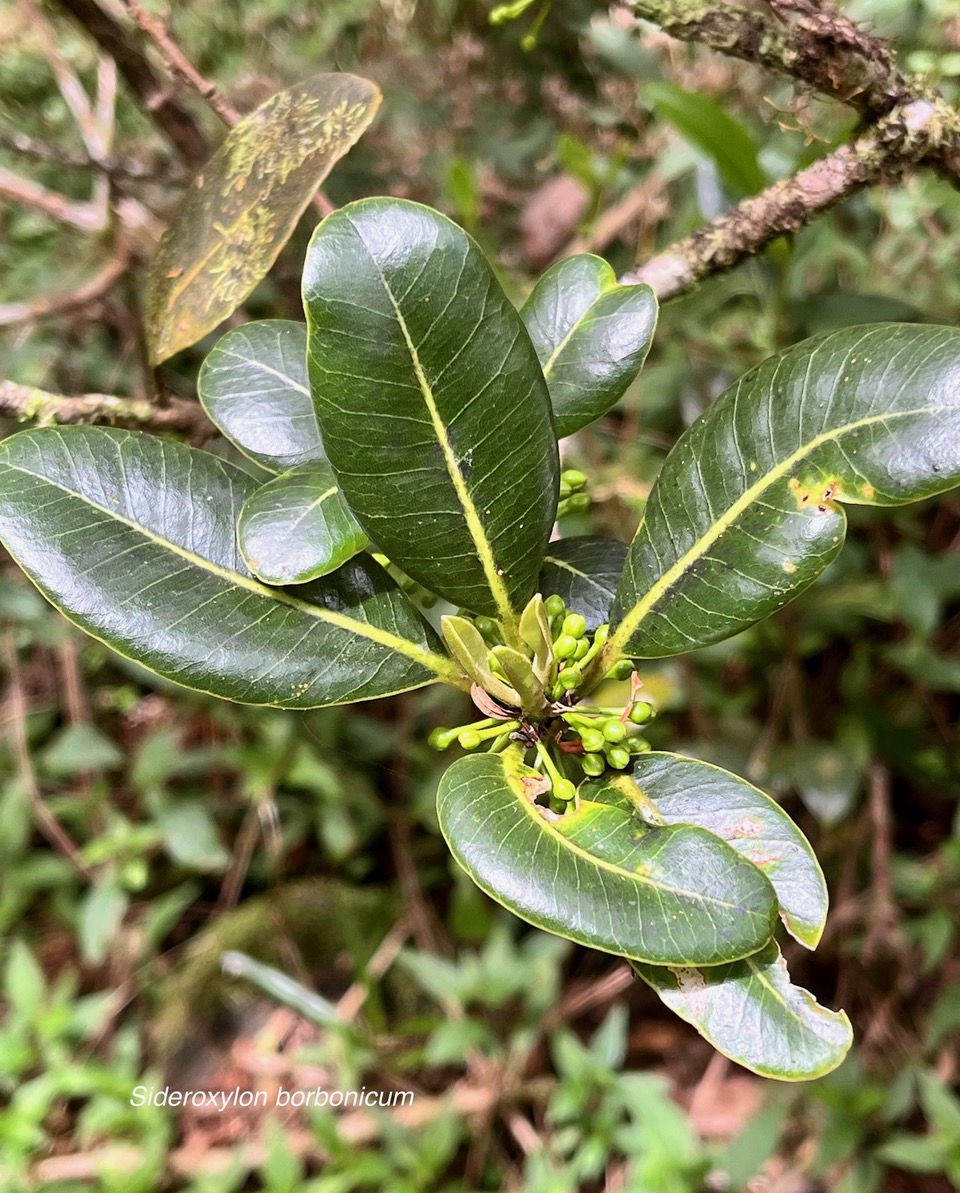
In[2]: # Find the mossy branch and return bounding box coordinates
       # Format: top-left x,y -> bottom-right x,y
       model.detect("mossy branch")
0,381 -> 213,440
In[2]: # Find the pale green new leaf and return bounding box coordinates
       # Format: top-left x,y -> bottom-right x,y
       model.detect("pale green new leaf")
0,427 -> 459,707
238,462 -> 367,584
437,749 -> 777,966
522,255 -> 657,437
633,941 -> 852,1081
304,198 -> 559,622
611,324 -> 960,659
198,320 -> 323,473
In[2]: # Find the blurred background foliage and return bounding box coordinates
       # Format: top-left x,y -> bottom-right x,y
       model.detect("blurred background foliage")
1,0 -> 960,1189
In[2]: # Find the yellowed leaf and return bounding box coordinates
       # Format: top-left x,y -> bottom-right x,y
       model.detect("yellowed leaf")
145,73 -> 381,364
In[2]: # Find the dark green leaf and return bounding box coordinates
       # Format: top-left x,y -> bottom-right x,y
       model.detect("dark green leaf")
238,462 -> 367,584
304,198 -> 559,623
0,427 -> 460,707
198,320 -> 322,474
437,750 -> 777,966
522,255 -> 657,437
145,74 -> 381,363
629,752 -> 827,948
610,324 -> 960,659
539,535 -> 628,631
647,82 -> 766,196
633,941 -> 852,1081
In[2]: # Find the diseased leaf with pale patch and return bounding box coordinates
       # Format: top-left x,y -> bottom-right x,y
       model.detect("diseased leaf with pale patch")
633,942 -> 852,1081
238,462 -> 367,584
0,427 -> 459,707
539,536 -> 628,631
146,74 -> 381,363
627,752 -> 827,948
198,320 -> 323,473
437,749 -> 777,967
610,324 -> 960,659
522,254 -> 657,437
304,198 -> 559,622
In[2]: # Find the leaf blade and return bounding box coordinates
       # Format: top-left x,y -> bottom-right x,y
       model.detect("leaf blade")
146,73 -> 381,363
304,198 -> 559,621
539,535 -> 628,631
522,254 -> 658,437
437,749 -> 778,966
611,324 -> 960,658
633,941 -> 852,1081
0,427 -> 459,707
198,320 -> 323,473
238,462 -> 367,584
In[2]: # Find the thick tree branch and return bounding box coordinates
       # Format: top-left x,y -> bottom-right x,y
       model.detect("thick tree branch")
0,381 -> 213,439
623,98 -> 947,300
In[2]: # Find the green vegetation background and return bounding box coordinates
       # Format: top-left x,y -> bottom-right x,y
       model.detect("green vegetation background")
1,0 -> 959,1189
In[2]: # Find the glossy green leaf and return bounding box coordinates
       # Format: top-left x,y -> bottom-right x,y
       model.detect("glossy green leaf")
539,536 -> 627,630
238,462 -> 367,584
145,74 -> 381,363
0,427 -> 460,707
628,752 -> 827,948
304,198 -> 559,623
633,941 -> 852,1081
610,325 -> 960,659
437,750 -> 778,966
522,255 -> 657,437
647,82 -> 766,196
198,320 -> 323,474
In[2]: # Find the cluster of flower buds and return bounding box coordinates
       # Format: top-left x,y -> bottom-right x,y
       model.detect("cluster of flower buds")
557,469 -> 590,520
428,590 -> 656,786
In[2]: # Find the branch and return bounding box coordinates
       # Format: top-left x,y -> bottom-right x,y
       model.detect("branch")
0,381 -> 213,439
0,255 -> 131,327
52,0 -> 209,167
623,99 -> 947,300
0,165 -> 108,233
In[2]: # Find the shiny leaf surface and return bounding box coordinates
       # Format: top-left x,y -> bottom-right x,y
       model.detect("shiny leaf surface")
146,74 -> 380,362
304,198 -> 559,622
539,535 -> 628,631
437,750 -> 777,966
198,320 -> 323,473
0,428 -> 459,706
628,752 -> 827,948
522,254 -> 657,437
238,462 -> 367,584
610,324 -> 960,658
633,941 -> 852,1080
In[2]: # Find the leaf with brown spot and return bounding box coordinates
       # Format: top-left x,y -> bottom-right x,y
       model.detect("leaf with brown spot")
145,73 -> 381,364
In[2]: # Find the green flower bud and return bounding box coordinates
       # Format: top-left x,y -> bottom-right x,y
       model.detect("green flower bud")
602,719 -> 626,743
579,727 -> 605,753
562,612 -> 587,639
557,665 -> 582,690
553,777 -> 577,802
629,737 -> 653,754
458,728 -> 482,750
573,638 -> 590,661
566,493 -> 590,513
606,659 -> 634,681
554,634 -> 578,660
428,727 -> 457,751
628,701 -> 654,724
580,752 -> 605,777
558,483 -> 572,500
561,469 -> 587,491
475,615 -> 500,643
544,594 -> 566,619
606,745 -> 631,770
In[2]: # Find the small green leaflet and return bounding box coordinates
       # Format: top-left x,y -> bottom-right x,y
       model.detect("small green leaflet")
145,74 -> 381,363
238,462 -> 367,585
522,254 -> 657,437
437,749 -> 777,967
610,324 -> 960,660
0,427 -> 459,707
198,320 -> 323,474
633,942 -> 852,1081
304,198 -> 559,623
